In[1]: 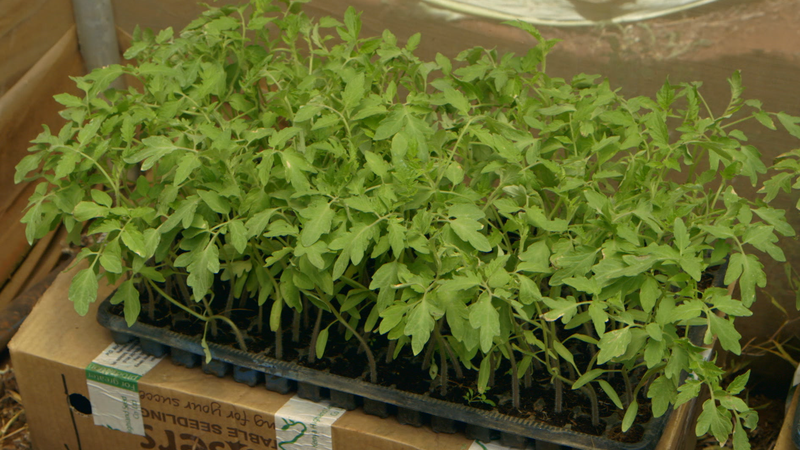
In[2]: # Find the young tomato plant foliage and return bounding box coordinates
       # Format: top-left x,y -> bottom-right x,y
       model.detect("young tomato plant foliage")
15,1 -> 800,446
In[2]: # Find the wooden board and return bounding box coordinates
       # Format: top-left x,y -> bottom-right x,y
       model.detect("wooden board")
0,226 -> 65,312
0,26 -> 84,217
0,0 -> 75,96
0,183 -> 39,290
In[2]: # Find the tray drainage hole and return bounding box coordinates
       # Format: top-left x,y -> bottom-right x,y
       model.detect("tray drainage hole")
69,393 -> 92,415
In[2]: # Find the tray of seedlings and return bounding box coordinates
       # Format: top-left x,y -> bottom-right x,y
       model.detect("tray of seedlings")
17,0 -> 800,449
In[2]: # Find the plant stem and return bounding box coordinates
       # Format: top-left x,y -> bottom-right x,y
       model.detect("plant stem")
437,329 -> 449,396
144,279 -> 156,322
147,280 -> 247,351
385,340 -> 396,364
581,384 -> 601,427
422,337 -> 436,371
488,352 -> 495,389
237,288 -> 249,310
177,276 -> 193,308
524,362 -> 532,389
224,286 -> 235,319
257,303 -> 263,334
308,308 -> 323,364
302,297 -> 309,329
201,297 -> 218,338
440,335 -> 464,379
292,309 -> 301,343
622,366 -> 633,408
507,342 -> 520,410
554,377 -> 563,414
275,322 -> 283,360
319,296 -> 378,383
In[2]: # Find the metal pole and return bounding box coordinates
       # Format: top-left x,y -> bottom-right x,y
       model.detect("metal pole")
72,0 -> 125,88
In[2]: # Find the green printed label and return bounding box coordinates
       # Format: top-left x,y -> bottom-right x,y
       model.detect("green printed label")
85,341 -> 164,436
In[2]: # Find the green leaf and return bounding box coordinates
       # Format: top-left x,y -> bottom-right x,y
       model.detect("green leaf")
597,380 -> 623,410
316,327 -> 329,359
388,222 -> 406,257
69,268 -> 98,316
539,104 -> 576,116
111,280 -> 141,327
597,327 -> 632,364
639,276 -> 660,314
709,313 -> 742,354
439,273 -> 481,293
753,207 -> 795,237
121,227 -> 147,257
469,293 -> 500,353
227,219 -> 247,254
777,112 -> 800,139
78,117 -> 104,145
450,217 -> 491,252
644,338 -> 665,368
525,205 -> 568,232
280,270 -> 301,310
270,127 -> 301,149
364,152 -> 390,178
344,197 -> 375,214
100,240 -> 123,274
727,371 -> 750,396
675,379 -> 701,407
197,190 -> 230,214
588,302 -> 607,335
647,376 -> 675,417
294,104 -> 322,122
725,253 -> 766,307
54,93 -> 84,108
174,153 -> 201,185
246,208 -> 277,238
405,300 -> 436,355
90,190 -> 113,208
553,340 -> 576,369
732,422 -> 751,450
477,354 -> 492,393
14,153 -> 43,184
125,136 -> 182,170
342,73 -> 365,111
572,369 -> 604,390
518,275 -> 542,304
443,86 -> 470,114
295,241 -> 328,270
300,201 -> 334,247
542,297 -> 579,323
373,109 -> 404,141
73,202 -> 109,221
270,298 -> 283,332
674,218 -> 689,251
159,197 -> 199,234
696,400 -> 733,446
518,241 -> 551,273
622,400 -> 638,432
753,111 -> 775,130
563,277 -> 601,295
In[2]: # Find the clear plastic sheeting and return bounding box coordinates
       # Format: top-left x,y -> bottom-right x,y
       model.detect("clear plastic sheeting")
421,0 -> 720,25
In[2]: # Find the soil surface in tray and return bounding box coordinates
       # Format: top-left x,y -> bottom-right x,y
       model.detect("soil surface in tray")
113,289 -> 654,444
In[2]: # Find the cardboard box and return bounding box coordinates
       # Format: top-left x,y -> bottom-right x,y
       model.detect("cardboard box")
9,269 -> 481,450
9,267 -> 700,450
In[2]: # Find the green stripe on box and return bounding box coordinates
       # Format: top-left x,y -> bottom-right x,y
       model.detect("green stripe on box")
85,362 -> 142,392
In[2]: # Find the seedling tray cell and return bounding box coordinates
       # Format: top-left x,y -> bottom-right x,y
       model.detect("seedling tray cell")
98,296 -> 669,450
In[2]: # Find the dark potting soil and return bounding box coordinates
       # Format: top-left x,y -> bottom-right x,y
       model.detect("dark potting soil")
110,287 -> 654,444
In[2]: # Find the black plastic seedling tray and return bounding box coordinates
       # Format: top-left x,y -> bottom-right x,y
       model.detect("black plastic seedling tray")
97,297 -> 670,450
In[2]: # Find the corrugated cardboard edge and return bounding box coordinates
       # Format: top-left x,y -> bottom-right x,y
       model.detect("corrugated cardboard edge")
9,265 -> 477,450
